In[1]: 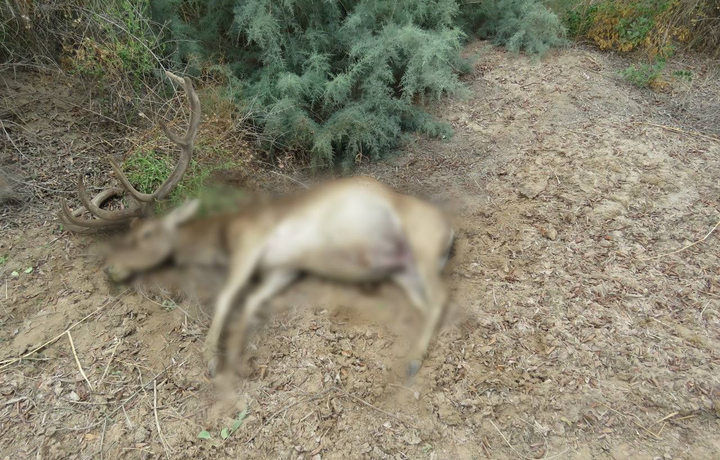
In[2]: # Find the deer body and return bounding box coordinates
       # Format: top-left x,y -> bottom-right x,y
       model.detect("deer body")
223,179 -> 452,376
62,72 -> 453,378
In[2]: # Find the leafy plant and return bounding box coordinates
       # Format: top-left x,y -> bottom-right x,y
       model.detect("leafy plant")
462,0 -> 568,56
562,4 -> 599,38
620,58 -> 666,87
556,0 -> 720,58
65,0 -> 157,87
197,409 -> 248,442
152,0 -> 471,168
150,0 -> 565,167
673,69 -> 692,81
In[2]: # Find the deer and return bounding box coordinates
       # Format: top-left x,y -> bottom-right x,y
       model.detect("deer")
59,72 -> 455,379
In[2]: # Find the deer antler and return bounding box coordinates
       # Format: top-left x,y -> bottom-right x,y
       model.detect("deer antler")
58,71 -> 201,233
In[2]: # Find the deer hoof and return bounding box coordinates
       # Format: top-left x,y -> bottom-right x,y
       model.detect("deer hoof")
207,356 -> 222,378
406,359 -> 422,378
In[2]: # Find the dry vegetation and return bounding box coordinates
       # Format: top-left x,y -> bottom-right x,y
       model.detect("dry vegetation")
1,39 -> 720,460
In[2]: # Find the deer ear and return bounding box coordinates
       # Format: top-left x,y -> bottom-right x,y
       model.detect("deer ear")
164,199 -> 200,229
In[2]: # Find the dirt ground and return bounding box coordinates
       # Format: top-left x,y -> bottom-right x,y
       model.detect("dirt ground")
1,41 -> 719,460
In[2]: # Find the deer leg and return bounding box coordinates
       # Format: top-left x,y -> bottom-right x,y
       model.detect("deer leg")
394,266 -> 447,378
204,250 -> 261,377
393,269 -> 427,317
226,270 -> 297,372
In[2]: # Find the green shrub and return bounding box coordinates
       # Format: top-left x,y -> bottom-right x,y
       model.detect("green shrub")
557,0 -> 720,58
620,58 -> 666,87
150,0 -> 473,168
3,0 -> 566,167
150,0 -> 567,167
1,0 -> 166,122
462,0 -> 567,56
65,1 -> 157,89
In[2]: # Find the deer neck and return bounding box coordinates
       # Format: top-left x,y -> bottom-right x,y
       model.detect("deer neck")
172,216 -> 233,267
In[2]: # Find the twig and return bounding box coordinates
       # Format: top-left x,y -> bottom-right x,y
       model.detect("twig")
100,417 -> 108,460
98,339 -> 121,387
597,402 -> 662,440
67,331 -> 94,392
698,302 -> 711,322
650,412 -> 678,428
489,419 -> 569,460
154,380 -> 172,458
65,364 -> 172,432
639,217 -> 720,261
60,98 -> 136,131
245,388 -> 334,445
0,292 -> 128,370
338,388 -> 419,429
267,170 -> 310,189
634,122 -> 720,144
122,405 -> 134,429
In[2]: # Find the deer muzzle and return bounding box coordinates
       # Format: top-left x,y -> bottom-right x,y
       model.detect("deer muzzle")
104,264 -> 132,284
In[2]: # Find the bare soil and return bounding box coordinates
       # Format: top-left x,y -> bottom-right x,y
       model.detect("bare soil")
1,42 -> 719,460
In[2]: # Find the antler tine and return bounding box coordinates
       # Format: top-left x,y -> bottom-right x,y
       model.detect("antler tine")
151,71 -> 201,202
58,197 -> 128,229
107,156 -> 156,204
59,71 -> 201,232
59,187 -> 125,229
102,71 -> 201,204
77,174 -> 146,221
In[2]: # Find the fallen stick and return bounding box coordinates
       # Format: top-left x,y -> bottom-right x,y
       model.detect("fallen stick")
633,122 -> 720,144
0,292 -> 128,370
67,330 -> 94,392
639,217 -> 720,261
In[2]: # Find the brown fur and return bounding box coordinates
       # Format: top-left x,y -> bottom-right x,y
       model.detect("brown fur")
106,176 -> 454,378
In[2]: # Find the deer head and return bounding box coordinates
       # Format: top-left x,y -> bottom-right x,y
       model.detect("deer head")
58,71 -> 201,233
103,199 -> 201,283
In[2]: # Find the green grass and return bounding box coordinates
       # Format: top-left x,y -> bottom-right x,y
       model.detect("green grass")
122,146 -> 241,213
673,69 -> 693,82
66,0 -> 158,90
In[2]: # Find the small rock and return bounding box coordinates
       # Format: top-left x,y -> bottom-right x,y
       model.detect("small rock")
134,427 -> 151,443
402,429 -> 422,445
330,398 -> 343,414
518,176 -> 547,199
67,391 -> 80,401
459,398 -> 475,407
437,403 -> 461,426
541,225 -> 557,240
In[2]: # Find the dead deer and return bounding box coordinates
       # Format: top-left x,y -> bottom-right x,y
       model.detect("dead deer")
60,72 -> 455,378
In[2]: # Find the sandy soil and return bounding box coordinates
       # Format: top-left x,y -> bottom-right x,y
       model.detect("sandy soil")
1,41 -> 719,460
